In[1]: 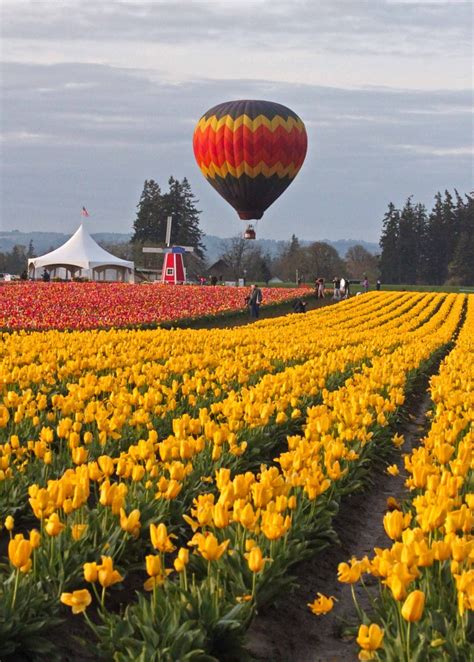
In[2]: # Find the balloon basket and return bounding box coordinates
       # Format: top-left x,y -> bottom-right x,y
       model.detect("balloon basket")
243,225 -> 256,240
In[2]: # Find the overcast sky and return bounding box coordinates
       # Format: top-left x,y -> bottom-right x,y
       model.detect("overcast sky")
1,0 -> 472,242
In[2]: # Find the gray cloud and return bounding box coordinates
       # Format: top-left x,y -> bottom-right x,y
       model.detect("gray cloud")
2,0 -> 471,57
1,61 -> 472,242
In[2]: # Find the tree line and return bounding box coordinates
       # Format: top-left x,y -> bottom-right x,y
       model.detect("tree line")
0,241 -> 35,276
379,190 -> 473,286
2,178 -> 471,286
130,177 -> 378,283
215,234 -> 378,284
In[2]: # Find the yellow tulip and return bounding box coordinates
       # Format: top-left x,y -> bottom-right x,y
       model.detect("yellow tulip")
119,508 -> 141,538
173,547 -> 190,573
450,537 -> 472,562
307,593 -> 336,615
8,534 -> 32,572
213,503 -> 230,528
392,433 -> 404,448
150,523 -> 176,553
71,446 -> 88,465
83,561 -> 99,583
356,623 -> 384,652
383,510 -> 410,541
247,546 -> 265,573
384,574 -> 407,601
60,589 -> 92,614
71,524 -> 88,541
97,556 -> 123,588
401,590 -> 425,622
5,515 -> 14,531
337,561 -> 362,584
29,529 -> 41,548
238,503 -> 259,530
432,540 -> 451,562
192,532 -> 229,561
145,554 -> 164,577
45,512 -> 65,537
98,455 -> 115,477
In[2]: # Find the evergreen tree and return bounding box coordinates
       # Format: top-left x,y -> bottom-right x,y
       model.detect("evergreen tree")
163,177 -> 205,258
412,202 -> 429,283
425,191 -> 457,284
243,246 -> 273,283
5,245 -> 27,275
27,240 -> 36,259
448,192 -> 474,285
379,189 -> 471,286
379,202 -> 401,283
131,179 -> 163,244
397,197 -> 419,284
132,177 -> 205,259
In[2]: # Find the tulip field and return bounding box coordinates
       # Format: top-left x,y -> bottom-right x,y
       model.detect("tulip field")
0,291 -> 472,660
0,282 -> 309,330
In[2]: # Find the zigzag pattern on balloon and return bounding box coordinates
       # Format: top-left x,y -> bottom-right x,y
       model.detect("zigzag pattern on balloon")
194,113 -> 306,134
198,160 -> 302,180
194,117 -> 307,180
194,126 -> 306,169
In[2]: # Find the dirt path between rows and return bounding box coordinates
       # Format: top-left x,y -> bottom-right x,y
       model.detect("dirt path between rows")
245,390 -> 432,662
167,294 -> 333,330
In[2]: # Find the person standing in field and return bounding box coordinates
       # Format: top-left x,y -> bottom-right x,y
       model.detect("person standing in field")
332,277 -> 340,300
363,275 -> 369,293
376,279 -> 381,291
249,284 -> 263,319
340,277 -> 346,299
316,277 -> 325,298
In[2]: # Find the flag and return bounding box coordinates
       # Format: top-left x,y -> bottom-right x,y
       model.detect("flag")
81,206 -> 90,217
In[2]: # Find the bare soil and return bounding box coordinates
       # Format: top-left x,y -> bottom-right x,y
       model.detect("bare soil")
169,293 -> 333,330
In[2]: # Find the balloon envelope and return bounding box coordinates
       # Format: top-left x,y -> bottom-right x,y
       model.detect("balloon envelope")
193,99 -> 308,221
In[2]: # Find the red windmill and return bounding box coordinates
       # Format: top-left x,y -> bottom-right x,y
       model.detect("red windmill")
142,216 -> 194,284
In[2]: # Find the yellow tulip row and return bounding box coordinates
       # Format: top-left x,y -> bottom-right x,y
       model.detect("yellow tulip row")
196,293 -> 464,539
0,291 -> 403,392
328,294 -> 473,660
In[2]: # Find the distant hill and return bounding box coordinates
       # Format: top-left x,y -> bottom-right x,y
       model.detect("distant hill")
0,230 -> 379,262
0,230 -> 133,254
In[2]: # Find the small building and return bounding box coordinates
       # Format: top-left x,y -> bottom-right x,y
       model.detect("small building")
207,258 -> 233,280
28,224 -> 135,282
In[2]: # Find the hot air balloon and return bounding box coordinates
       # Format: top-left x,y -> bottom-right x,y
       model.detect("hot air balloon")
193,99 -> 307,239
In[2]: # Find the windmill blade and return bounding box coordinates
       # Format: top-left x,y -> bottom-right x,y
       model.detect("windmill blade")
142,247 -> 169,254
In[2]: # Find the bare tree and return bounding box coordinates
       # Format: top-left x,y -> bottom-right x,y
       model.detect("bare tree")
219,236 -> 251,279
300,242 -> 345,281
345,245 -> 379,281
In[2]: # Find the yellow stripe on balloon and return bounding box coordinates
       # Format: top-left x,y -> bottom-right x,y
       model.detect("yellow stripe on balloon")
195,114 -> 306,134
198,160 -> 302,180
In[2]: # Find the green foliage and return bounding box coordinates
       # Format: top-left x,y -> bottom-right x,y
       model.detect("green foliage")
379,190 -> 473,286
132,177 -> 205,259
0,571 -> 63,659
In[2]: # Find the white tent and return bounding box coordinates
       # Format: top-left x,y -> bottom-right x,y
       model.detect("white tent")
28,224 -> 135,283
